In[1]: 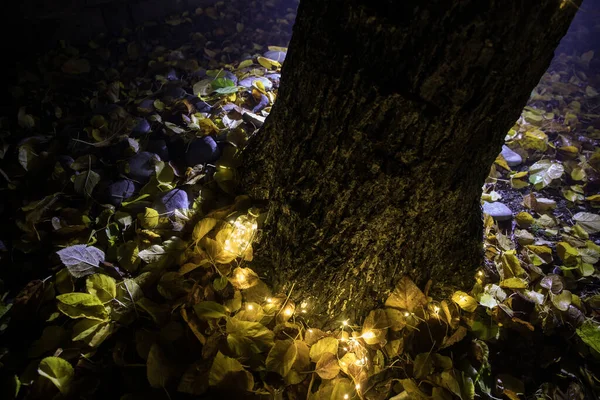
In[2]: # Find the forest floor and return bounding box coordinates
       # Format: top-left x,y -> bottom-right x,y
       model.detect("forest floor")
1,2 -> 600,400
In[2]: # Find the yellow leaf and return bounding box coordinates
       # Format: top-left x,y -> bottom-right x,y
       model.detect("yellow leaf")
494,155 -> 511,171
192,218 -> 218,241
257,56 -> 281,70
451,291 -> 478,312
385,276 -> 427,312
140,208 -> 159,228
515,212 -> 534,228
500,277 -> 529,289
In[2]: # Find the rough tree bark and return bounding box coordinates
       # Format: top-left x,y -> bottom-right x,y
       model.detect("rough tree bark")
241,0 -> 579,325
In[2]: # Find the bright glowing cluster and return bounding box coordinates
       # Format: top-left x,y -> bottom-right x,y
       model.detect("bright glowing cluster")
223,209 -> 259,256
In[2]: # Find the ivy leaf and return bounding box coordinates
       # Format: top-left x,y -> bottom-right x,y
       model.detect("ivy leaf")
73,170 -> 101,198
315,352 -> 340,380
576,319 -> 600,353
266,339 -> 298,377
209,351 -> 254,390
37,357 -> 74,394
385,276 -> 427,312
56,245 -> 105,278
573,212 -> 600,234
85,274 -> 116,303
56,292 -> 109,321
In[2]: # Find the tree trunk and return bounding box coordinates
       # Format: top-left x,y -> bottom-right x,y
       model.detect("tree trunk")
241,0 -> 579,326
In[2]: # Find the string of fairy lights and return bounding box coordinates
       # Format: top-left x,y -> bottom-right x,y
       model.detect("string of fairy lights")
221,208 -> 484,398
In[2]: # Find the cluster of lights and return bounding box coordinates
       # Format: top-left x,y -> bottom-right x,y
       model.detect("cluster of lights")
224,209 -> 487,400
223,208 -> 259,256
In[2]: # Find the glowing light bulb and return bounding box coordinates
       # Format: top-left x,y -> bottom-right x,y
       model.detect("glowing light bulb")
247,304 -> 254,311
284,307 -> 293,316
433,306 -> 440,314
356,383 -> 361,390
301,301 -> 307,309
308,329 -> 313,333
404,312 -> 410,317
343,347 -> 348,351
223,208 -> 259,256
342,320 -> 349,326
343,395 -> 349,400
362,330 -> 375,340
266,297 -> 273,303
477,270 -> 484,277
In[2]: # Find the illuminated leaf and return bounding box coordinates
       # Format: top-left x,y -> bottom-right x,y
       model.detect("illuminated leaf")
56,292 -> 108,321
309,337 -> 338,363
140,207 -> 159,229
499,277 -> 528,289
192,217 -> 218,241
451,291 -> 477,312
266,339 -> 297,377
37,357 -> 74,394
85,274 -> 116,303
315,352 -> 340,380
257,56 -> 281,69
385,276 -> 427,312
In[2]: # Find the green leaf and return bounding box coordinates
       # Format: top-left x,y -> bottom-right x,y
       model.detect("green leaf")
309,337 -> 339,363
37,357 -> 74,394
211,78 -> 235,89
414,353 -> 434,379
56,292 -> 109,321
209,352 -> 254,390
72,319 -> 113,347
214,86 -> 239,94
551,290 -> 572,311
85,274 -> 116,303
195,301 -> 228,320
226,318 -> 274,356
73,170 -> 101,198
147,343 -> 175,388
266,339 -> 298,377
577,319 -> 600,353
